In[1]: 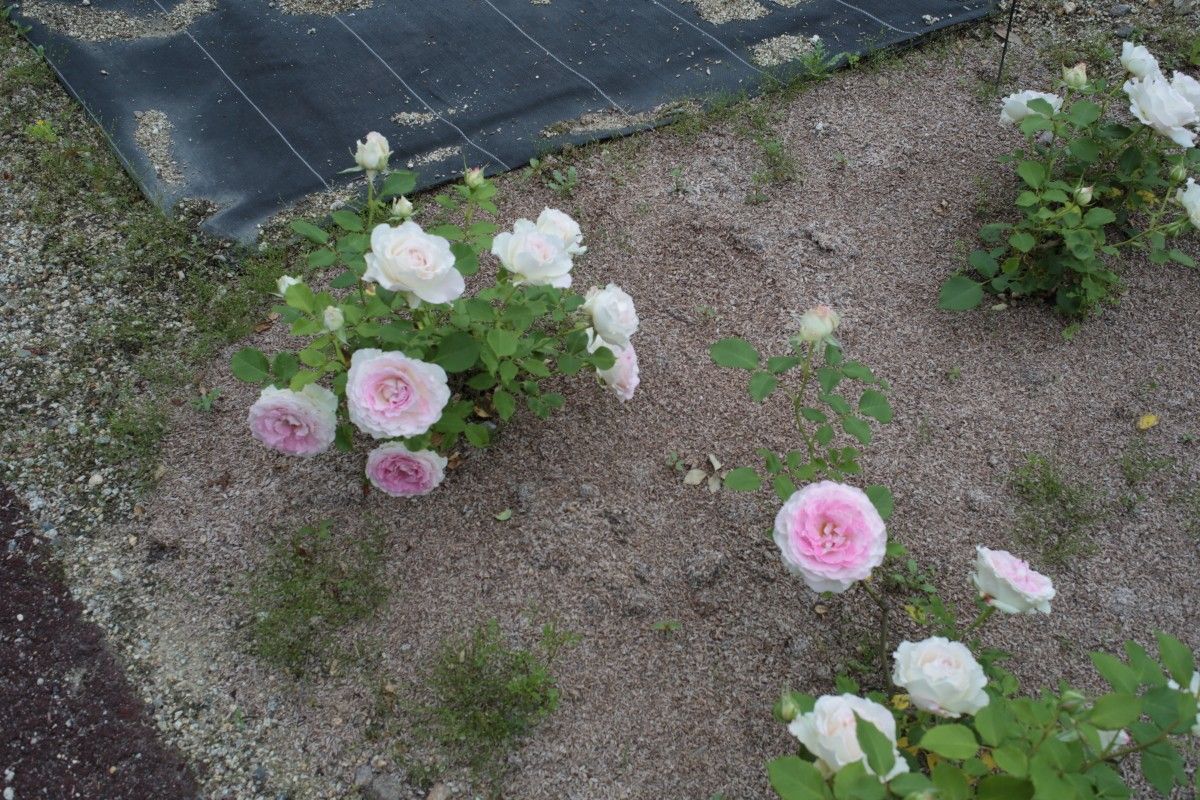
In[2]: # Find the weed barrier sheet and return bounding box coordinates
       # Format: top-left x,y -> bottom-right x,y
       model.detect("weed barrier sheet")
14,0 -> 994,240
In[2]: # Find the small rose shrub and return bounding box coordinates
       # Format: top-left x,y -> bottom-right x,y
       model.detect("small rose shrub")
232,134 -> 640,496
941,42 -> 1200,317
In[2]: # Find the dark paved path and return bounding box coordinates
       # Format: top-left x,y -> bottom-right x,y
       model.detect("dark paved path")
0,486 -> 201,799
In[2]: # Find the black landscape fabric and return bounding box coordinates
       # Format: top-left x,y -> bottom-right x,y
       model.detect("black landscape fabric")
14,0 -> 994,241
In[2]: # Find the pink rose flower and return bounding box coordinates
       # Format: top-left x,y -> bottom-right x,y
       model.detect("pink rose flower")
346,349 -> 450,439
588,330 -> 639,402
971,546 -> 1055,614
365,443 -> 447,497
773,481 -> 887,593
247,384 -> 337,457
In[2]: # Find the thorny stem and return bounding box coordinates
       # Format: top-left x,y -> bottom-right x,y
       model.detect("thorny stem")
860,581 -> 891,683
791,343 -> 819,460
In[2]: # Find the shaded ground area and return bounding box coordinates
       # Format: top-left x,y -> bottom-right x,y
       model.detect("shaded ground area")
0,486 -> 200,799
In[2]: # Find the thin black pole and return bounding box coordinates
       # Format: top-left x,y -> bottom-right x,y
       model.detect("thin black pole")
995,0 -> 1019,88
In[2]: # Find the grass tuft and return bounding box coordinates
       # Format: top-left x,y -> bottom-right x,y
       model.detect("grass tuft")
1010,453 -> 1103,564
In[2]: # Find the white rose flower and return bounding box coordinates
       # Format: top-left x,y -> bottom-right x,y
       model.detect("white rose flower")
1171,72 -> 1200,116
1177,178 -> 1200,229
323,305 -> 344,332
1124,74 -> 1199,148
582,284 -> 638,347
491,218 -> 574,287
355,131 -> 391,175
536,207 -> 587,255
1166,671 -> 1200,737
363,221 -> 464,305
1121,41 -> 1160,79
999,90 -> 1063,125
391,196 -> 414,219
892,637 -> 989,718
971,546 -> 1055,615
788,694 -> 909,780
795,305 -> 840,344
276,274 -> 302,296
587,329 -> 640,402
1063,62 -> 1088,90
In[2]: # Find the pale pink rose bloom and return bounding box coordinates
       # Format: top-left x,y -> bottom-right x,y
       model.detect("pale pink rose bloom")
773,481 -> 887,593
587,330 -> 639,402
535,207 -> 587,255
365,443 -> 447,497
346,348 -> 450,439
247,384 -> 337,457
363,221 -> 463,305
491,219 -> 573,287
971,546 -> 1055,614
788,694 -> 909,780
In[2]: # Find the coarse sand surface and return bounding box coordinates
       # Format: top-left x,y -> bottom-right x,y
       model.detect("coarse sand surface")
65,40 -> 1200,800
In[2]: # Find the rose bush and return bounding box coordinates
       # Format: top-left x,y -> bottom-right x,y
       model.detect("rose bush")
941,42 -> 1200,318
232,132 -> 641,495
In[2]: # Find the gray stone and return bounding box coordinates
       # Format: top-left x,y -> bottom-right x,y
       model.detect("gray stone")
364,773 -> 406,800
353,764 -> 375,788
1115,24 -> 1135,38
1111,3 -> 1132,14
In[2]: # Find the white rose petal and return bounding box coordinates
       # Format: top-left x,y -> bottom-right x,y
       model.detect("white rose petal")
491,218 -> 574,287
999,90 -> 1063,125
363,221 -> 464,305
582,283 -> 638,347
1124,74 -> 1199,148
788,695 -> 909,781
1171,71 -> 1200,116
355,131 -> 391,174
892,637 -> 989,718
1177,178 -> 1200,229
795,305 -> 840,343
971,546 -> 1055,615
276,275 -> 301,296
535,207 -> 587,255
1121,41 -> 1160,79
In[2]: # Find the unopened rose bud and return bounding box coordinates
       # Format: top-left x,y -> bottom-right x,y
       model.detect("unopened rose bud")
354,131 -> 391,176
777,692 -> 800,723
323,305 -> 344,332
464,167 -> 485,188
1063,62 -> 1088,90
1169,164 -> 1188,183
793,305 -> 840,344
1074,186 -> 1094,205
1060,689 -> 1087,712
391,196 -> 414,218
276,275 -> 302,296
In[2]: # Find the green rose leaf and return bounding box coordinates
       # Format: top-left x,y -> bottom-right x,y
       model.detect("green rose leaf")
492,389 -> 516,421
723,467 -> 761,492
464,423 -> 491,448
1009,231 -> 1036,253
920,724 -> 979,760
768,355 -> 803,374
1156,631 -> 1196,686
854,714 -> 896,780
272,352 -> 299,385
290,219 -> 328,244
231,348 -> 271,384
749,371 -> 778,403
939,275 -> 984,311
331,209 -> 364,232
486,329 -> 519,358
434,331 -> 481,373
451,242 -> 479,276
864,484 -> 893,520
1090,652 -> 1139,694
330,270 -> 359,289
977,775 -> 1033,800
766,756 -> 826,800
378,170 -> 417,198
969,249 -> 1000,278
307,248 -> 336,268
1017,160 -> 1046,189
858,389 -> 892,423
709,337 -> 759,370
773,474 -> 797,502
1088,693 -> 1142,730
1083,207 -> 1117,228
842,417 -> 872,446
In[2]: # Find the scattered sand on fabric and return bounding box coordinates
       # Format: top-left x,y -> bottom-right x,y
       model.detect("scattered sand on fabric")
268,0 -> 375,15
751,33 -> 820,67
540,102 -> 698,138
770,0 -> 812,6
132,110 -> 182,186
392,111 -> 438,128
408,145 -> 462,169
20,0 -> 213,41
680,0 -> 768,24
63,38 -> 1200,800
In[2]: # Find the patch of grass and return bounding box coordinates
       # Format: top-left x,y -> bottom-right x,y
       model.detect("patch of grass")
106,398 -> 168,485
422,620 -> 578,792
1041,28 -> 1114,74
1118,439 -> 1174,511
247,520 -> 388,676
1010,454 -> 1103,564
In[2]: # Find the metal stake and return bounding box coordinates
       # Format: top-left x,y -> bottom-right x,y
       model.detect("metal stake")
995,0 -> 1019,88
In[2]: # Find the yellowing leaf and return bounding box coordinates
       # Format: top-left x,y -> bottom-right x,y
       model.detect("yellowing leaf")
1136,413 -> 1159,431
890,694 -> 911,710
683,468 -> 707,486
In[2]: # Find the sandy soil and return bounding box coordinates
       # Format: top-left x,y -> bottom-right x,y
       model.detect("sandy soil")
64,37 -> 1200,800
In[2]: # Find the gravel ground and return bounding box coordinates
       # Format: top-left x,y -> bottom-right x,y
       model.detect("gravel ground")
3,2 -> 1200,799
